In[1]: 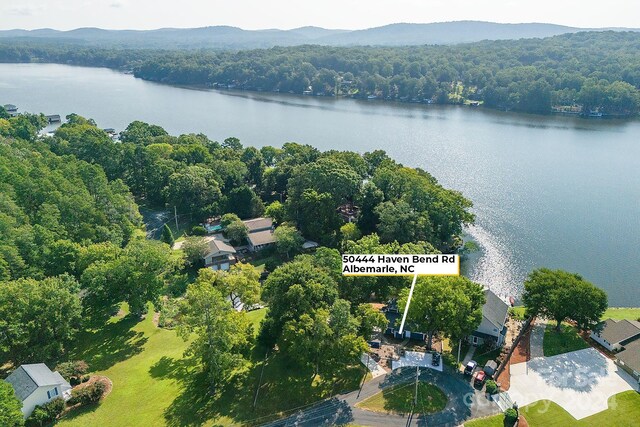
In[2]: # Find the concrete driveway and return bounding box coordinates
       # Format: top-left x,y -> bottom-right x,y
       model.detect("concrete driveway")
508,347 -> 639,419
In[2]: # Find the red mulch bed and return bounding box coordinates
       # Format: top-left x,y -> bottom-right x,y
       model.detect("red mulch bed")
518,415 -> 529,426
511,324 -> 532,364
497,320 -> 533,391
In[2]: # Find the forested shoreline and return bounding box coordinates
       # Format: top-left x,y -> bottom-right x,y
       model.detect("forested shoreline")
1,31 -> 639,116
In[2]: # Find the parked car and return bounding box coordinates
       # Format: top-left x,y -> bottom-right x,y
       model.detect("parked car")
473,370 -> 486,386
431,352 -> 441,366
464,360 -> 477,376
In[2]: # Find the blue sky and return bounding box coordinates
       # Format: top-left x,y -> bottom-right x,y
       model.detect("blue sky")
1,0 -> 638,30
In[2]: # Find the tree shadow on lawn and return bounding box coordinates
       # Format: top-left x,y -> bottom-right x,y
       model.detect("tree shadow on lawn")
70,314 -> 148,372
528,348 -> 608,392
154,348 -> 363,427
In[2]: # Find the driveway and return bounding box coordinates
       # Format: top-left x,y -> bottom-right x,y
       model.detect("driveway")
508,347 -> 639,419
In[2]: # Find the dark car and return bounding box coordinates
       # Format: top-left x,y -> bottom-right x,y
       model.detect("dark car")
464,360 -> 478,376
431,352 -> 441,366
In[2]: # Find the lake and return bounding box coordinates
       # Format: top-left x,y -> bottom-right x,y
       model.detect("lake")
2,63 -> 639,306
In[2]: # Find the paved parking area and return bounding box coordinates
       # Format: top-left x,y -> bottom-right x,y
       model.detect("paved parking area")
509,347 -> 638,419
391,350 -> 443,371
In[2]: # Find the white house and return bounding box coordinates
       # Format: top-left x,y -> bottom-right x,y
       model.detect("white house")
590,318 -> 640,352
468,289 -> 510,347
202,237 -> 237,271
5,364 -> 72,418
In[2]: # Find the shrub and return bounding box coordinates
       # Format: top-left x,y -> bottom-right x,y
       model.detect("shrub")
26,398 -> 64,426
504,408 -> 519,424
191,225 -> 206,236
69,380 -> 106,406
55,360 -> 89,381
485,380 -> 499,394
26,406 -> 49,427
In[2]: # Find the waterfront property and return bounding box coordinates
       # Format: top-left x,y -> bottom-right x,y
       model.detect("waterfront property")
5,363 -> 72,418
591,318 -> 640,383
468,289 -> 510,347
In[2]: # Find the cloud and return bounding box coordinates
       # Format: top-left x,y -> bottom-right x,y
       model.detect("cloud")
109,1 -> 127,8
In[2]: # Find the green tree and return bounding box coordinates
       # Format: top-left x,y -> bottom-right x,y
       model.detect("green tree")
180,236 -> 208,267
265,201 -> 286,224
356,303 -> 388,339
195,264 -> 261,309
523,268 -> 607,331
161,224 -> 175,246
274,224 -> 304,259
340,222 -> 361,247
225,221 -> 248,246
178,277 -> 251,393
260,259 -> 339,347
119,120 -> 168,145
224,185 -> 264,219
164,166 -> 222,217
399,276 -> 485,349
81,239 -> 179,316
0,380 -> 24,427
0,275 -> 82,364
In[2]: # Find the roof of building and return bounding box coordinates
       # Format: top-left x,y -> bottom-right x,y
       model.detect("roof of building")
5,364 -> 68,401
247,229 -> 276,247
595,319 -> 640,345
302,240 -> 319,249
616,339 -> 640,374
204,238 -> 236,257
483,289 -> 510,330
243,217 -> 273,233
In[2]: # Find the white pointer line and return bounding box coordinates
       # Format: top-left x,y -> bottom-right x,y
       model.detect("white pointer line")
398,272 -> 418,335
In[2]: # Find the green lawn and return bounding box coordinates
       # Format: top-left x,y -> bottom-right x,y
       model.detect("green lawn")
465,391 -> 640,427
58,305 -> 365,426
465,414 -> 508,427
356,381 -> 447,415
473,346 -> 502,368
602,307 -> 640,321
509,306 -> 527,321
543,323 -> 589,357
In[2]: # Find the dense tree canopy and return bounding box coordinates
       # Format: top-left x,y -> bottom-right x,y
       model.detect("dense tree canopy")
3,31 -> 639,115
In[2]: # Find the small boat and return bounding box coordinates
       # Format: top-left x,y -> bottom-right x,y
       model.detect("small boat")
367,95 -> 377,100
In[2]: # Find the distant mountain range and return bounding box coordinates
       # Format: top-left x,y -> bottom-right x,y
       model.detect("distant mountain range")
1,21 -> 638,49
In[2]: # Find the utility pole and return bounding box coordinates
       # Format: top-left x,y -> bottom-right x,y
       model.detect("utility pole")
174,205 -> 179,231
414,365 -> 419,407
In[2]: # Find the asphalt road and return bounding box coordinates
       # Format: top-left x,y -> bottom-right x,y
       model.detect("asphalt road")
261,366 -> 500,427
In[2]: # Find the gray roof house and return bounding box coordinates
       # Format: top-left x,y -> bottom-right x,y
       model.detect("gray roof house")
5,364 -> 72,418
590,319 -> 640,352
615,339 -> 640,384
243,217 -> 276,252
202,237 -> 237,271
469,289 -> 510,347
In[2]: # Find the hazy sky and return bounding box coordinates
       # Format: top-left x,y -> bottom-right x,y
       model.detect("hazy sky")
1,0 -> 638,31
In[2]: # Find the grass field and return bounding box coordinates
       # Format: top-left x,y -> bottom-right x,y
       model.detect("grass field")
543,323 -> 589,357
602,307 -> 640,321
465,391 -> 640,427
356,381 -> 447,415
58,305 -> 364,426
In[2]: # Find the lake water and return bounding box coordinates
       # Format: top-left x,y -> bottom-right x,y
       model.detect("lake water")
2,63 -> 639,306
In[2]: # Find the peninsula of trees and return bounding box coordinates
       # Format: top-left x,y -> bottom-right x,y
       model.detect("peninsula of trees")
1,31 -> 639,115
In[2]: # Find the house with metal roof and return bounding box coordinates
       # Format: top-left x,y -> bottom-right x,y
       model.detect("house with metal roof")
468,289 -> 510,347
5,363 -> 71,418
